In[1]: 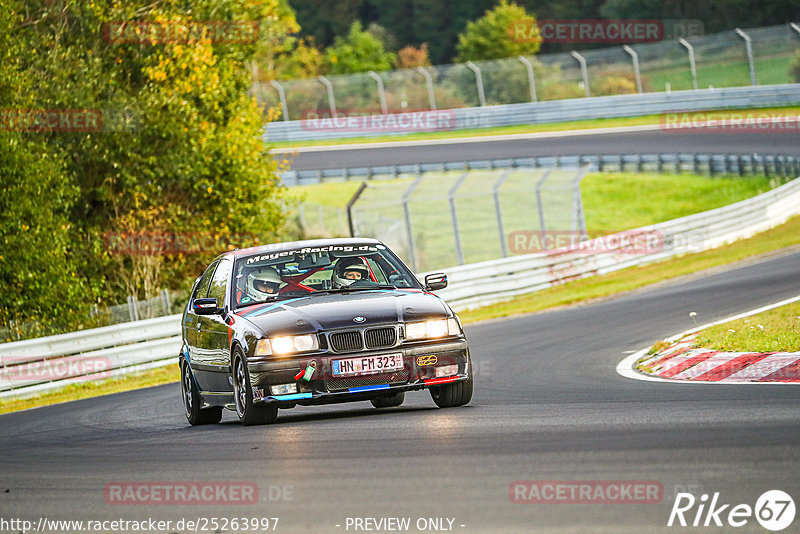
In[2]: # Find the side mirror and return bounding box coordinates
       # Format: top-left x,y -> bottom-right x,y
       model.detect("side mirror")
424,273 -> 448,291
193,298 -> 220,315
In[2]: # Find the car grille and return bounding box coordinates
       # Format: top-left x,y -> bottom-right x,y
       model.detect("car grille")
329,331 -> 363,352
364,327 -> 396,349
325,369 -> 409,391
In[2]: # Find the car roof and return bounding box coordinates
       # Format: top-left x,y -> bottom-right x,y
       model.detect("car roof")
219,237 -> 384,261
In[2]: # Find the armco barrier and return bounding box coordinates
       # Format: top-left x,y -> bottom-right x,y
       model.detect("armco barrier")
265,84 -> 800,143
0,314 -> 181,398
2,176 -> 799,398
281,153 -> 800,187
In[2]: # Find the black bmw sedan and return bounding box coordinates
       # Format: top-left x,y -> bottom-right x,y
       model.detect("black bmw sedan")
180,238 -> 473,425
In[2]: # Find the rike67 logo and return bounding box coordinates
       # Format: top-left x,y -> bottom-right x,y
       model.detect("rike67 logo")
668,490 -> 795,531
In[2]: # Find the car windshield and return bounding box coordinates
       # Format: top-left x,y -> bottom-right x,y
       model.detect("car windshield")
233,243 -> 421,309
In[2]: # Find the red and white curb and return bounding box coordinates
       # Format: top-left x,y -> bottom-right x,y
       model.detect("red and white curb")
617,294 -> 800,385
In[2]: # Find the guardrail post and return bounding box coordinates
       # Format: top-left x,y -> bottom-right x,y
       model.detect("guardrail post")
448,172 -> 470,265
535,169 -> 552,233
518,56 -> 537,102
402,175 -> 424,271
465,61 -> 487,107
492,170 -> 512,257
678,38 -> 698,90
368,71 -> 388,115
622,45 -> 643,94
317,75 -> 337,118
735,29 -> 757,86
570,51 -> 590,97
269,80 -> 291,121
416,67 -> 437,110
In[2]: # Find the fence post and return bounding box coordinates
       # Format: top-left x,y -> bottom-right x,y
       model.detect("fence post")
622,45 -> 643,94
317,75 -> 337,118
518,56 -> 537,102
535,169 -> 552,233
160,289 -> 171,314
270,80 -> 291,121
317,204 -> 326,235
465,61 -> 487,107
127,295 -> 140,322
416,67 -> 437,110
734,29 -> 757,86
346,182 -> 368,237
402,175 -> 424,271
573,165 -> 591,241
570,51 -> 590,97
368,71 -> 388,115
678,38 -> 698,90
493,169 -> 512,257
448,172 -> 470,265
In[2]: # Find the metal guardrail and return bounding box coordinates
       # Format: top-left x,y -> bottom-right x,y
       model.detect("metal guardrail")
0,314 -> 181,398
266,84 -> 800,143
2,174 -> 799,397
427,176 -> 800,310
282,152 -> 800,187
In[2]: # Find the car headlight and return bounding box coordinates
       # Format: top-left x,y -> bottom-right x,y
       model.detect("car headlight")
405,318 -> 461,340
255,334 -> 319,356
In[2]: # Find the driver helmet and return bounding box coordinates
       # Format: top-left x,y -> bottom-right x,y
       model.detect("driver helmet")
332,258 -> 370,288
247,266 -> 281,299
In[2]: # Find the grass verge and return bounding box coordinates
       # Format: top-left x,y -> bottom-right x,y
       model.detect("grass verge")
0,364 -> 180,415
268,105 -> 800,149
693,301 -> 800,353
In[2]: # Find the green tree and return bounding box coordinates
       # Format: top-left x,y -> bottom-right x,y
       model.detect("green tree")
0,3 -> 86,335
325,21 -> 396,74
1,0 -> 292,334
456,0 -> 542,62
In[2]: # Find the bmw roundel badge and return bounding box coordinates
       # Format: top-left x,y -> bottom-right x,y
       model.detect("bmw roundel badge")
353,316 -> 366,323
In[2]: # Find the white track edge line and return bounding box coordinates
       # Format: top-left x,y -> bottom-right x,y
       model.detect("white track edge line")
616,294 -> 800,385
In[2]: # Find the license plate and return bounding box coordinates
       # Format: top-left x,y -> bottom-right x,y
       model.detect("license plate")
332,353 -> 404,377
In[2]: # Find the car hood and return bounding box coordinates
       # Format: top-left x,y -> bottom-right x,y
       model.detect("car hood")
234,290 -> 450,335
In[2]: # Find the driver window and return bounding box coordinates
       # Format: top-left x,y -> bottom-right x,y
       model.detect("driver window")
207,258 -> 232,307
192,261 -> 218,301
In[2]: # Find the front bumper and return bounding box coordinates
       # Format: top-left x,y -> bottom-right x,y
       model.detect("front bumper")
248,339 -> 470,406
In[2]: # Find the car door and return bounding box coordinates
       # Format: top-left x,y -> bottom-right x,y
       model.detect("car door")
195,257 -> 234,393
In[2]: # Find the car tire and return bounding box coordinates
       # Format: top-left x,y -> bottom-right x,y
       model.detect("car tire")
370,391 -> 405,408
181,361 -> 222,425
430,360 -> 473,408
232,349 -> 278,426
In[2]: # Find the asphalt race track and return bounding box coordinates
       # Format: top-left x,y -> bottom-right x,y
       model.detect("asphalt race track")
278,129 -> 800,171
2,249 -> 799,533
